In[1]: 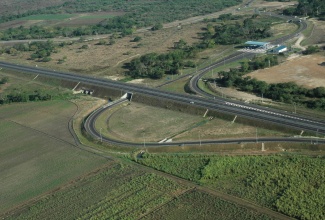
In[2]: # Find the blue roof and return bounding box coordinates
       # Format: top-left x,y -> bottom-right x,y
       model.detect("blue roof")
274,45 -> 287,51
245,41 -> 269,46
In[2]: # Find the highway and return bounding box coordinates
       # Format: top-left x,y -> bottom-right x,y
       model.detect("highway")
0,58 -> 325,137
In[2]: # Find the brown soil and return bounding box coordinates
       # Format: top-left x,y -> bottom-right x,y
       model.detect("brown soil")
248,54 -> 325,88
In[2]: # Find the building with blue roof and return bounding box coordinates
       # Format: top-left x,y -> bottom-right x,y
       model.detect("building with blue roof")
270,45 -> 287,54
245,41 -> 270,49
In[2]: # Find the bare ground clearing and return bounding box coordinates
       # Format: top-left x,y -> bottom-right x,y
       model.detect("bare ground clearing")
248,54 -> 325,88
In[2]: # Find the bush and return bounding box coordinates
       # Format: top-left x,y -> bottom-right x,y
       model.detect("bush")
132,36 -> 142,42
80,45 -> 89,49
151,23 -> 163,31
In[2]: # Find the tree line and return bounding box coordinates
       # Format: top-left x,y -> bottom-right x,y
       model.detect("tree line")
0,0 -> 242,40
283,0 -> 325,19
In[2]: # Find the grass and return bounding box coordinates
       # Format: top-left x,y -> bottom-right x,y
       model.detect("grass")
301,20 -> 315,46
79,14 -> 116,19
0,101 -> 109,213
98,102 -> 205,142
160,76 -> 191,94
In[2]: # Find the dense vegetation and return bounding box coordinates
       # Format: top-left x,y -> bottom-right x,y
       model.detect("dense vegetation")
211,55 -> 325,110
143,189 -> 274,220
126,40 -> 198,79
0,0 -> 242,40
283,0 -> 325,19
137,154 -> 325,220
200,16 -> 272,47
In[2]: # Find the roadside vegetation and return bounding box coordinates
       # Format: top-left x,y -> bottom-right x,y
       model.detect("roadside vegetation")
136,153 -> 325,220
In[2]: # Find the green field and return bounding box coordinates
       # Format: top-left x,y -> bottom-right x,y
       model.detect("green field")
143,189 -> 274,220
79,14 -> 116,19
18,14 -> 76,20
137,153 -> 325,220
0,101 -> 109,213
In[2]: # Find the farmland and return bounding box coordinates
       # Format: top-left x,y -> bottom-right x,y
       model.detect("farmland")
0,100 -> 109,213
4,164 -> 189,219
3,162 -> 278,220
137,153 -> 325,219
143,189 -> 274,220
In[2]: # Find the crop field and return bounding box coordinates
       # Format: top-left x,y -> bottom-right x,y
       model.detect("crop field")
143,189 -> 274,220
4,164 -> 190,219
0,100 -> 109,213
138,153 -> 325,220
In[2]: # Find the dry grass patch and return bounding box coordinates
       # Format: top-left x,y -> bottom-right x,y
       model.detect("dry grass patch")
247,54 -> 325,89
174,116 -> 287,141
302,18 -> 325,46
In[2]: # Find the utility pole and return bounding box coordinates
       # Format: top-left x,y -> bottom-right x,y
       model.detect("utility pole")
199,132 -> 201,146
293,102 -> 296,114
100,128 -> 103,142
143,132 -> 146,148
256,128 -> 258,143
262,93 -> 263,103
